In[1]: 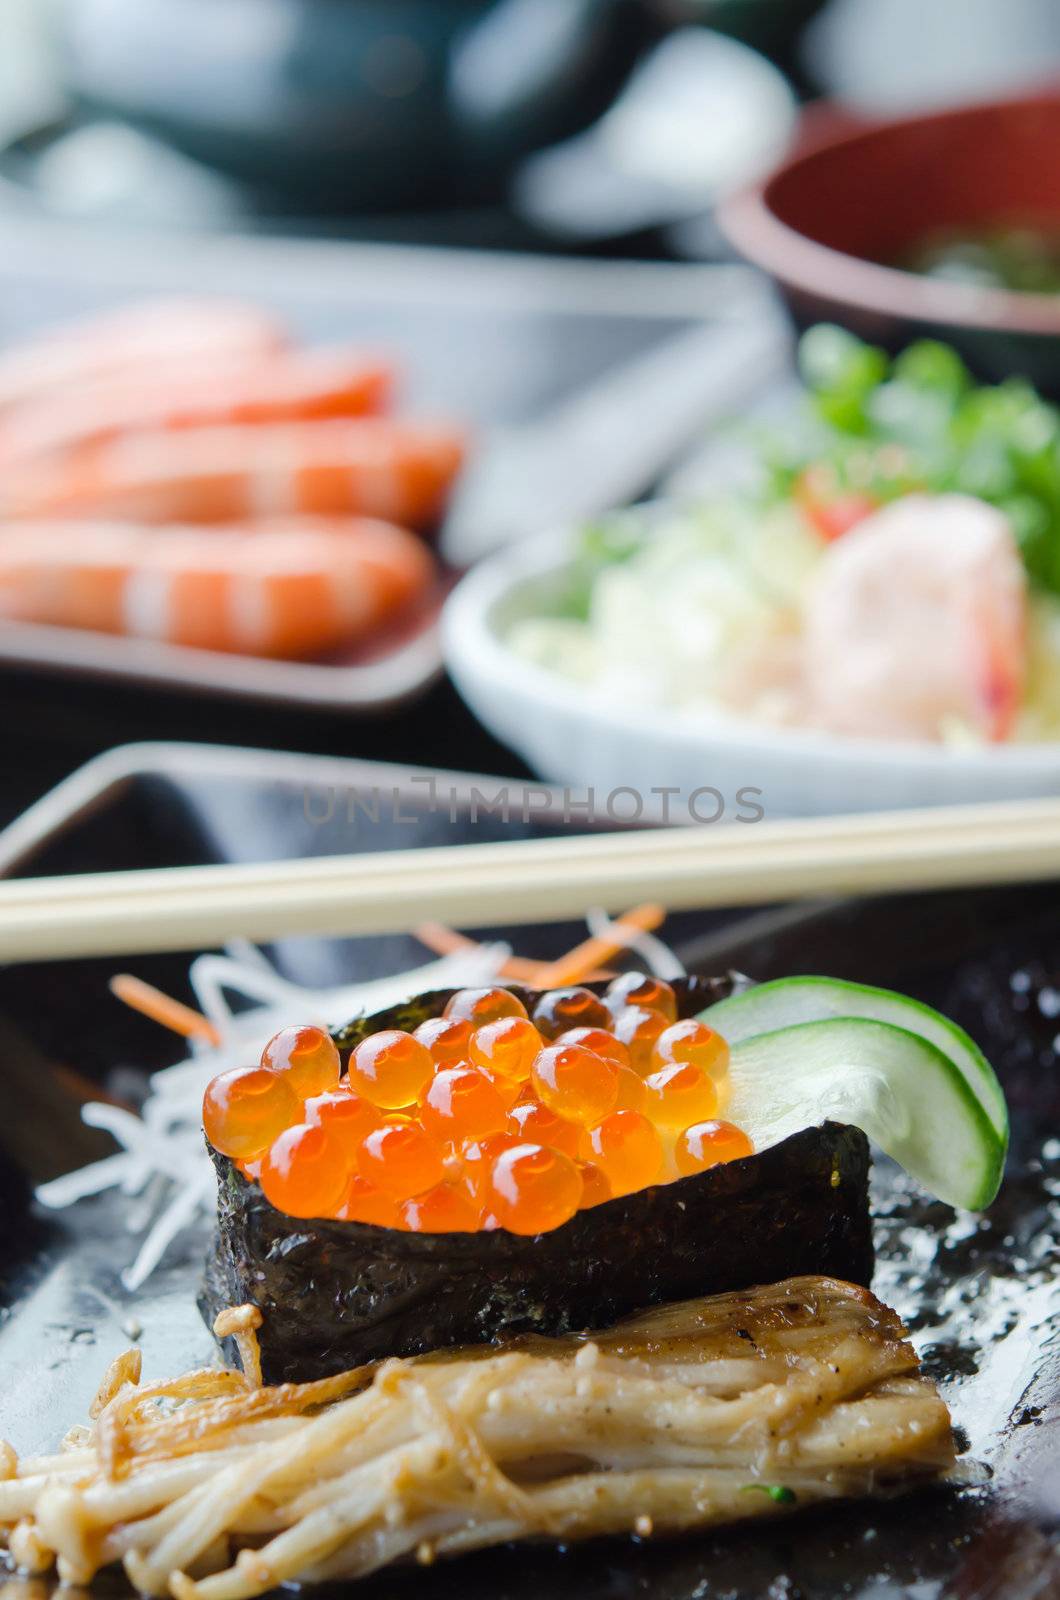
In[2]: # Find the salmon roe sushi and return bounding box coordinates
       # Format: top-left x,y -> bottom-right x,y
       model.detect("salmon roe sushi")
413,1015 -> 474,1066
605,973 -> 678,1022
586,1110 -> 663,1196
486,1143 -> 582,1235
652,1019 -> 730,1080
443,987 -> 528,1026
532,987 -> 611,1041
260,1123 -> 350,1219
359,1120 -> 445,1199
508,1098 -> 582,1159
202,1066 -> 299,1161
643,1062 -> 718,1130
203,986 -> 755,1236
675,1120 -> 754,1176
531,1043 -> 619,1126
420,1066 -> 507,1145
260,1024 -> 341,1099
348,1029 -> 433,1110
401,1182 -> 481,1233
468,1016 -> 541,1085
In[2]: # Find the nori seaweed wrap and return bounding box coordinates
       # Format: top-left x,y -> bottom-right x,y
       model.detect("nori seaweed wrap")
201,976 -> 874,1383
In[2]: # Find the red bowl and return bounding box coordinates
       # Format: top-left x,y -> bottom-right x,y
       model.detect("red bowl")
719,90 -> 1060,386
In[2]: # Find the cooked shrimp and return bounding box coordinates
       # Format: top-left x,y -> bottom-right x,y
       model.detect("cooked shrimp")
0,348 -> 394,464
0,299 -> 286,415
803,494 -> 1027,742
0,518 -> 435,659
4,419 -> 465,530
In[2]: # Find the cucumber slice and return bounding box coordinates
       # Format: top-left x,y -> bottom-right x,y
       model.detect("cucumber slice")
725,1019 -> 1005,1211
700,976 -> 1007,1142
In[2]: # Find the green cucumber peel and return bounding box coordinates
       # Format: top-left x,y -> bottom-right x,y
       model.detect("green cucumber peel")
700,976 -> 1007,1141
719,1017 -> 1005,1212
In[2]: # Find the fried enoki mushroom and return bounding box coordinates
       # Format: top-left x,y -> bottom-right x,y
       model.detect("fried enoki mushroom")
0,1278 -> 955,1598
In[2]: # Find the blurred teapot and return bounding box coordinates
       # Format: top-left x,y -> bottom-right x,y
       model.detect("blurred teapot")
58,0 -> 658,211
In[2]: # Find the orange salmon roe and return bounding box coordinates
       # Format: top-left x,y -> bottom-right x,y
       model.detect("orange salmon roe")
611,1006 -> 670,1073
473,1062 -> 521,1110
261,1025 -> 341,1099
643,1062 -> 718,1130
401,1182 -> 481,1233
486,1143 -> 582,1235
531,1043 -> 619,1126
653,1019 -> 730,1080
606,974 -> 678,1022
203,1066 -> 299,1161
304,1089 -> 381,1147
413,1015 -> 474,1066
359,1120 -> 445,1199
206,989 -> 754,1235
578,1161 -> 612,1208
555,1026 -> 631,1069
532,987 -> 611,1041
348,1030 -> 433,1110
508,1098 -> 582,1159
260,1123 -> 350,1218
613,1065 -> 648,1113
443,987 -> 528,1026
675,1120 -> 754,1176
420,1066 -> 507,1145
336,1174 -> 402,1228
460,1132 -> 522,1202
468,1017 -> 541,1085
586,1110 -> 663,1196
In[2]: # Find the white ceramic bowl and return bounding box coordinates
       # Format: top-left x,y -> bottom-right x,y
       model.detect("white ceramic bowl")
442,515 -> 1060,819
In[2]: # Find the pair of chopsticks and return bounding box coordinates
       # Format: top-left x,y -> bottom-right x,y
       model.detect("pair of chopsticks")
1,794 -> 1059,965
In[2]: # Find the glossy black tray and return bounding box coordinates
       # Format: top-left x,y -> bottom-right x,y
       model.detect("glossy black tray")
0,742 -> 1057,1600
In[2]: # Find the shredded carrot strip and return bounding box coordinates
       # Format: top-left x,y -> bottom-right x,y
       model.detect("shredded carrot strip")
54,1064 -> 133,1112
413,924 -> 555,986
413,923 -> 478,957
500,956 -> 566,983
533,905 -> 666,989
110,974 -> 221,1045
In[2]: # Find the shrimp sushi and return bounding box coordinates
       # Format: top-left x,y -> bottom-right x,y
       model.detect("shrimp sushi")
3,418 -> 466,530
0,518 -> 435,659
0,348 -> 395,464
0,298 -> 287,416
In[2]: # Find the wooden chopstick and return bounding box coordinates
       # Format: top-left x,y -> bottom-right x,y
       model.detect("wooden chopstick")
0,787 -> 1056,960
1,794 -> 1059,964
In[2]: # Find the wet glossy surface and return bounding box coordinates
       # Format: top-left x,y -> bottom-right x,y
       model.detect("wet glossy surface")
0,760 -> 1057,1597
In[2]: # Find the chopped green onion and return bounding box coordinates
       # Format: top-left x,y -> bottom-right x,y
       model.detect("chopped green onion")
740,1483 -> 797,1505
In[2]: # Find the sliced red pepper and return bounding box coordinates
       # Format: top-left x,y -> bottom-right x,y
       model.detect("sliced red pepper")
794,465 -> 879,542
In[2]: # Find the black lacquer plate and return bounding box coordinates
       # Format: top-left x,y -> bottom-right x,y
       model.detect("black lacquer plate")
0,744 -> 1057,1600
